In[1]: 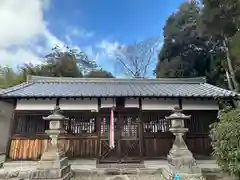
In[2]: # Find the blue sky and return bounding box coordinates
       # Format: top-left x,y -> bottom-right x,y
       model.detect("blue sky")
47,0 -> 183,44
0,0 -> 183,76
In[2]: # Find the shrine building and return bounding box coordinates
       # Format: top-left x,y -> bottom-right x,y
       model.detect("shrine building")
0,75 -> 238,164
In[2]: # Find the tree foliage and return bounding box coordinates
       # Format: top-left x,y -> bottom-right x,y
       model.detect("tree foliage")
84,69 -> 114,78
210,107 -> 240,178
200,0 -> 240,90
0,45 -> 110,88
201,0 -> 240,40
156,2 -> 221,83
155,0 -> 240,90
0,66 -> 24,88
45,45 -> 98,77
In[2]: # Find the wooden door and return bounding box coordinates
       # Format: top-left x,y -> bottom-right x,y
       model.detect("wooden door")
98,111 -> 141,163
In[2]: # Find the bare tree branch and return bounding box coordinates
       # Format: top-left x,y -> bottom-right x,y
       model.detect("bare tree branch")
114,37 -> 161,78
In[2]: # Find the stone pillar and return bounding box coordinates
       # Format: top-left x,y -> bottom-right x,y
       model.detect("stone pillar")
32,106 -> 72,180
162,106 -> 205,180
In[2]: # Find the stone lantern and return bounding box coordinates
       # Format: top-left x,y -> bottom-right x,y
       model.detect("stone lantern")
162,105 -> 205,180
34,106 -> 72,180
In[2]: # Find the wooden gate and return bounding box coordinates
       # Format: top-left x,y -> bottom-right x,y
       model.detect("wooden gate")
98,110 -> 141,163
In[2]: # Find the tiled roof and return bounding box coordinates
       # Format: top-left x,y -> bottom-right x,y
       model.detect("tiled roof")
0,75 -> 238,98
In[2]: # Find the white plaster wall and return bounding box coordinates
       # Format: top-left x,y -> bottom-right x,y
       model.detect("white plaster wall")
125,98 -> 139,108
142,98 -> 178,110
182,99 -> 219,110
59,98 -> 98,111
16,99 -> 56,110
0,100 -> 14,153
101,98 -> 116,108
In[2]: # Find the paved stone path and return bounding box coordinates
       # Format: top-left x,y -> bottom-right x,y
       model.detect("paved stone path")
0,159 -> 236,180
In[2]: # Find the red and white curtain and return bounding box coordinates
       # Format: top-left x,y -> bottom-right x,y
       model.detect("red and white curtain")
109,107 -> 115,149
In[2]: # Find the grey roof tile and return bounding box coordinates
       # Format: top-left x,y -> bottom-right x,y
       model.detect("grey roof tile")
1,76 -> 238,98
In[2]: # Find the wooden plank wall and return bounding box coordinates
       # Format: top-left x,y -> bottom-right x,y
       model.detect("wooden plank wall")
9,138 -> 48,160
186,133 -> 212,156
141,110 -> 217,159
8,136 -> 98,160
8,109 -> 217,161
143,133 -> 173,159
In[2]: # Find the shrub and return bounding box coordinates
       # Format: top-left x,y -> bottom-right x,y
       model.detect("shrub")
210,106 -> 240,179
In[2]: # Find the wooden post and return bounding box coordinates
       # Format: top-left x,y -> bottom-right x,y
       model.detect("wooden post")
138,98 -> 144,163
96,98 -> 101,164
178,97 -> 182,109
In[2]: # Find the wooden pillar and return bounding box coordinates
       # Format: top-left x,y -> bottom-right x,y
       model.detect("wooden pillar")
116,111 -> 122,160
138,98 -> 144,163
178,97 -> 182,109
96,98 -> 101,164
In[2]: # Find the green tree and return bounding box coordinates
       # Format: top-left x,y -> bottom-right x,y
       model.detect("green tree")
200,0 -> 240,90
155,0 -> 240,89
45,45 -> 97,77
0,66 -> 24,88
210,107 -> 240,179
0,45 -> 113,88
84,69 -> 114,78
155,2 -> 222,84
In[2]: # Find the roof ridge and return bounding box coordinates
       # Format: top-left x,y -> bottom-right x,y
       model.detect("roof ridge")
27,75 -> 206,84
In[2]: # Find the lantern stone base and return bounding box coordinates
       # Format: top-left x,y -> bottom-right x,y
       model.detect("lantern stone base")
37,145 -> 68,168
30,164 -> 72,180
162,137 -> 206,180
32,147 -> 73,179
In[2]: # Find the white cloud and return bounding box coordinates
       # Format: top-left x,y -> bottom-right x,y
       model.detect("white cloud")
0,0 -> 124,75
65,27 -> 94,44
0,49 -> 43,68
43,25 -> 65,49
0,0 -> 45,48
0,0 -> 130,76
78,40 -> 122,65
0,0 -> 66,67
96,40 -> 121,56
71,27 -> 94,38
